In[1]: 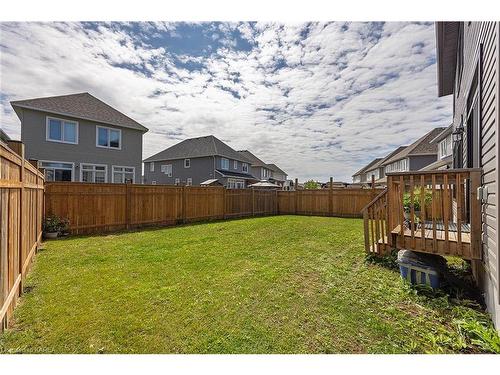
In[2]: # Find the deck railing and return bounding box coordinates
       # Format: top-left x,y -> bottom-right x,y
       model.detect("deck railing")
363,169 -> 482,260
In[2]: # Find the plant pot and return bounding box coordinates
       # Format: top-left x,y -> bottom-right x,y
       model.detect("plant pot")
44,232 -> 58,239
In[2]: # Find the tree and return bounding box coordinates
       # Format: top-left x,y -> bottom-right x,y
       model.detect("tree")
303,180 -> 319,189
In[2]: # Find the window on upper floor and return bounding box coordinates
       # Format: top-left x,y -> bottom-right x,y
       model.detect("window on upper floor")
149,162 -> 154,172
46,117 -> 78,144
184,159 -> 190,168
439,137 -> 452,159
233,160 -> 238,170
97,126 -> 121,149
221,158 -> 229,170
242,163 -> 249,173
160,164 -> 172,177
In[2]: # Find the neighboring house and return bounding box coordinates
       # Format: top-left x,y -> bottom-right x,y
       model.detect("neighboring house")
420,124 -> 453,171
372,146 -> 408,185
436,21 -> 499,329
0,128 -> 11,142
10,92 -> 148,183
143,135 -> 255,188
267,163 -> 288,186
352,158 -> 382,184
382,127 -> 445,174
237,150 -> 274,181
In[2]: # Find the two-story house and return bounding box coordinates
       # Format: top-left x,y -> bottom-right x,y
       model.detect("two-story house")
381,127 -> 444,174
267,163 -> 288,186
143,135 -> 255,188
421,124 -> 453,171
352,158 -> 382,184
436,21 -> 499,330
237,150 -> 274,181
10,92 -> 148,183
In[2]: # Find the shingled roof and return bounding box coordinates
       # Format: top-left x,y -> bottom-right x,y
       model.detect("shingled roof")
267,163 -> 287,175
11,92 -> 148,132
352,158 -> 382,177
144,135 -> 250,162
383,127 -> 445,165
237,150 -> 268,167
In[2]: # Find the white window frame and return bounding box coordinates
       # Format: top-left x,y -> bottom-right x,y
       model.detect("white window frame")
175,178 -> 180,185
184,159 -> 191,168
186,178 -> 192,186
161,164 -> 172,177
150,162 -> 155,172
111,165 -> 135,183
39,160 -> 75,182
439,136 -> 451,159
233,160 -> 238,170
96,126 -> 122,150
227,178 -> 245,189
242,163 -> 248,173
46,116 -> 79,144
80,163 -> 108,183
221,158 -> 229,170
152,181 -> 157,185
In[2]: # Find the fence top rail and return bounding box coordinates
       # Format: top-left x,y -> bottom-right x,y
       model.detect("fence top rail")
386,168 -> 482,177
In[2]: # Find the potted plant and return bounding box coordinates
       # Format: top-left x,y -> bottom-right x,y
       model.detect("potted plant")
43,214 -> 69,239
403,189 -> 432,221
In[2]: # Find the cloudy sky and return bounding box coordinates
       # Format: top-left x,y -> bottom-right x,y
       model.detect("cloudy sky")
0,22 -> 452,181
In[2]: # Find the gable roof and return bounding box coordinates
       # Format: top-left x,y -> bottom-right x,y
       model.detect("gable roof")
430,124 -> 453,144
352,158 -> 382,177
237,150 -> 268,167
378,146 -> 408,167
383,127 -> 445,165
11,92 -> 148,132
144,135 -> 248,162
267,163 -> 287,175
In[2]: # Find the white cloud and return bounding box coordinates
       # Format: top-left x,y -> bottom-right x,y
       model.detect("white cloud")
0,21 -> 452,182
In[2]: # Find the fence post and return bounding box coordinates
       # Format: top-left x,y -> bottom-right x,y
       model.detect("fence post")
125,182 -> 131,230
274,189 -> 278,214
182,186 -> 187,223
328,176 -> 333,216
294,178 -> 299,214
251,188 -> 255,216
222,187 -> 226,220
18,143 -> 25,295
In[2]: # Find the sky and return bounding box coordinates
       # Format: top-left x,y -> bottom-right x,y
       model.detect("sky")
0,22 -> 452,182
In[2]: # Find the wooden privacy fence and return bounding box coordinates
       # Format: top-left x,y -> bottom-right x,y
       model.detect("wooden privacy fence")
0,141 -> 44,331
45,183 -> 381,235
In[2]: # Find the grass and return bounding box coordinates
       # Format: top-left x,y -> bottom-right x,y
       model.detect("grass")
0,215 -> 499,354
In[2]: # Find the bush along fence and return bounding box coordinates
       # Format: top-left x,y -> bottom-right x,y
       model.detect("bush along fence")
45,182 -> 381,235
0,141 -> 44,332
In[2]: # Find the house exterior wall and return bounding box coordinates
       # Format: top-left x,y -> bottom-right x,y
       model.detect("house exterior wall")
408,155 -> 438,170
143,155 -> 252,186
19,108 -> 143,183
452,22 -> 499,329
144,156 -> 215,185
250,165 -> 272,180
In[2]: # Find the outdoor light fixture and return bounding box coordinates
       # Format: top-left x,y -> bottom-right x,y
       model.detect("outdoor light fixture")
452,119 -> 464,143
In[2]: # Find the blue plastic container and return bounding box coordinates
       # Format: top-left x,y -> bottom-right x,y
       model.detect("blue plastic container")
397,250 -> 444,288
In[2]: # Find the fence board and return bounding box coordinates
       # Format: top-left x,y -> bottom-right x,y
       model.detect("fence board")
0,141 -> 44,332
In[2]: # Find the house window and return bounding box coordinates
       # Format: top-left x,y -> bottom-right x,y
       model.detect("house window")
152,181 -> 157,185
81,164 -> 107,183
40,161 -> 73,182
242,163 -> 248,173
97,126 -> 121,149
262,168 -> 269,179
227,178 -> 245,189
221,158 -> 229,170
112,166 -> 134,183
187,178 -> 192,186
46,117 -> 78,144
184,159 -> 191,168
161,164 -> 172,177
150,162 -> 155,172
233,160 -> 238,169
175,178 -> 180,185
439,137 -> 451,159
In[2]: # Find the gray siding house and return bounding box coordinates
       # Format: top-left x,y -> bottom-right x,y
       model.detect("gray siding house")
421,125 -> 453,171
436,21 -> 500,329
267,163 -> 288,185
237,150 -> 274,181
143,135 -> 255,188
382,127 -> 444,174
352,158 -> 382,184
10,92 -> 148,183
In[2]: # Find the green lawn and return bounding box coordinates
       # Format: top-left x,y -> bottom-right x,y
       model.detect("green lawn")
1,215 -> 498,354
